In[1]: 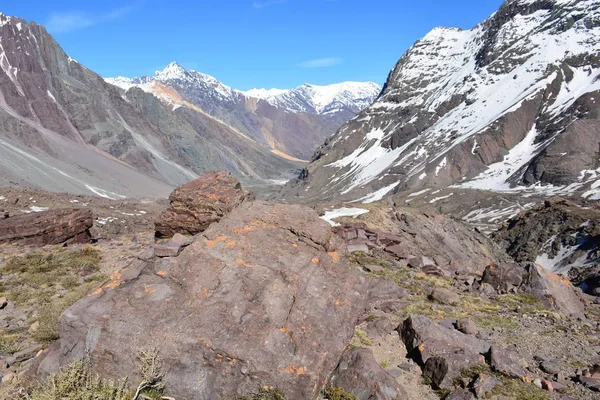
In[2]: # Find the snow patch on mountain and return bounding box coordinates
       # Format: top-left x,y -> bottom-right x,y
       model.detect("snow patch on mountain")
242,81 -> 382,115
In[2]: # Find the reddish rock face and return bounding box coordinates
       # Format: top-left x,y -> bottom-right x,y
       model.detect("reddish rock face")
154,171 -> 254,238
39,201 -> 368,399
0,208 -> 92,246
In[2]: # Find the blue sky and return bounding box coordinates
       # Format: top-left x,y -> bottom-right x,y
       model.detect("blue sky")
3,0 -> 502,90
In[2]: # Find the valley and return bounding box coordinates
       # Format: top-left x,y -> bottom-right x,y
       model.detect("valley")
0,0 -> 600,399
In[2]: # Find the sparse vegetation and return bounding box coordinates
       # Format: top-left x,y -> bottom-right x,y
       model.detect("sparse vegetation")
322,386 -> 358,400
349,328 -> 372,347
0,247 -> 107,346
237,387 -> 286,400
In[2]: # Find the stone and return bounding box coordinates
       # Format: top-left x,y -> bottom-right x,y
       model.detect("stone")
400,316 -> 488,389
445,389 -> 476,400
153,243 -> 183,258
1,209 -> 8,219
472,373 -> 500,399
542,380 -> 554,392
155,171 -> 254,238
14,344 -> 43,363
348,243 -> 370,253
430,287 -> 460,306
540,359 -> 562,375
0,298 -> 7,310
457,319 -> 478,335
480,263 -> 525,292
384,243 -> 409,259
137,247 -> 155,261
0,208 -> 92,246
489,345 -> 529,380
533,378 -> 543,389
37,201 -> 368,400
522,263 -> 585,319
364,264 -> 384,273
579,376 -> 600,391
28,321 -> 40,335
329,348 -> 407,400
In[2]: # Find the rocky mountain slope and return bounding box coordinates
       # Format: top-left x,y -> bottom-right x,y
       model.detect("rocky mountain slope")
0,14 -> 303,199
280,0 -> 600,206
106,64 -> 380,161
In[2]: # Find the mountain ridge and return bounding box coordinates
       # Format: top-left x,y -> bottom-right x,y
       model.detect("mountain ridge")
279,0 -> 600,205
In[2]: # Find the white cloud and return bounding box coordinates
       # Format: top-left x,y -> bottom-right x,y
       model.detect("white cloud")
299,57 -> 343,68
46,4 -> 138,33
253,0 -> 287,8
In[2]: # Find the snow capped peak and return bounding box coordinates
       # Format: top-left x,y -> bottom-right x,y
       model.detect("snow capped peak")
154,61 -> 188,81
241,81 -> 382,115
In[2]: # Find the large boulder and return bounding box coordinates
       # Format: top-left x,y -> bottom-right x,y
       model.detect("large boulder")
37,201 -> 368,399
522,263 -> 586,319
0,208 -> 92,245
399,316 -> 489,389
155,171 -> 254,238
329,347 -> 407,400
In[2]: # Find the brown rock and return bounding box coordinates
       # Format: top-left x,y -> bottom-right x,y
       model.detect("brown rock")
456,319 -> 478,335
472,373 -> 500,398
522,263 -> 585,318
489,345 -> 528,380
429,287 -> 460,306
329,347 -> 408,400
0,208 -> 92,246
400,316 -> 488,389
445,389 -> 476,400
38,201 -> 368,400
480,263 -> 525,292
155,171 -> 254,238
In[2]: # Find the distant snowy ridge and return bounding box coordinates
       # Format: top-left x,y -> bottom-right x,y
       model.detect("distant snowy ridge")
241,81 -> 382,115
105,63 -> 381,117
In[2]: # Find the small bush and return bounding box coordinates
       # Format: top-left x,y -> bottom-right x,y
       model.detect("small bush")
30,358 -> 131,400
322,386 -> 358,400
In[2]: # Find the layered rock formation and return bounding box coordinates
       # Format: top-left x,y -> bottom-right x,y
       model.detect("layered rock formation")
0,208 -> 92,245
155,171 -> 254,238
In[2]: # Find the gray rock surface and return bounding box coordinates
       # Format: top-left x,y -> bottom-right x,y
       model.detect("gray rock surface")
36,201 -> 368,399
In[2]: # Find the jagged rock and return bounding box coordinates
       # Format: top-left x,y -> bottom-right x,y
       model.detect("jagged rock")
522,263 -> 585,319
480,263 -> 525,292
540,359 -> 562,375
400,316 -> 488,389
1,210 -> 8,219
429,287 -> 460,306
493,199 -> 600,273
155,171 -> 254,238
154,233 -> 193,258
329,347 -> 408,400
0,208 -> 92,246
471,373 -> 500,399
489,345 -> 528,380
37,201 -> 368,399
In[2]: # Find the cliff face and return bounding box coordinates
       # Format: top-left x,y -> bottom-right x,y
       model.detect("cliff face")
0,15 -> 302,198
279,0 -> 600,204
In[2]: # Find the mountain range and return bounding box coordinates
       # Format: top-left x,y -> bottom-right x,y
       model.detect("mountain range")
0,14 -> 380,198
281,0 -> 600,207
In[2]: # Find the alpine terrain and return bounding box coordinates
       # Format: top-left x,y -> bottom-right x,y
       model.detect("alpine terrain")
106,65 -> 381,161
281,0 -> 600,207
2,1 -> 600,400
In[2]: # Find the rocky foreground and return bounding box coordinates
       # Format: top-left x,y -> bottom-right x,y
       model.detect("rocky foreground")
0,174 -> 599,399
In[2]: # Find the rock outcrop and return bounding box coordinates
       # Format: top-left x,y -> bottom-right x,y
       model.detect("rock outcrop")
333,205 -> 511,275
493,198 -> 600,275
37,201 -> 368,399
0,208 -> 92,246
154,171 -> 254,238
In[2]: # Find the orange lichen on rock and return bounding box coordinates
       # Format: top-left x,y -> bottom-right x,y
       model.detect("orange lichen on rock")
280,365 -> 307,375
89,287 -> 103,296
156,270 -> 166,277
225,241 -> 237,247
328,252 -> 340,262
236,258 -> 253,268
311,257 -> 320,264
206,236 -> 228,248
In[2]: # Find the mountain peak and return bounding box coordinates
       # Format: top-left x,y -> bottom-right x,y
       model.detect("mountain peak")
154,62 -> 188,81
